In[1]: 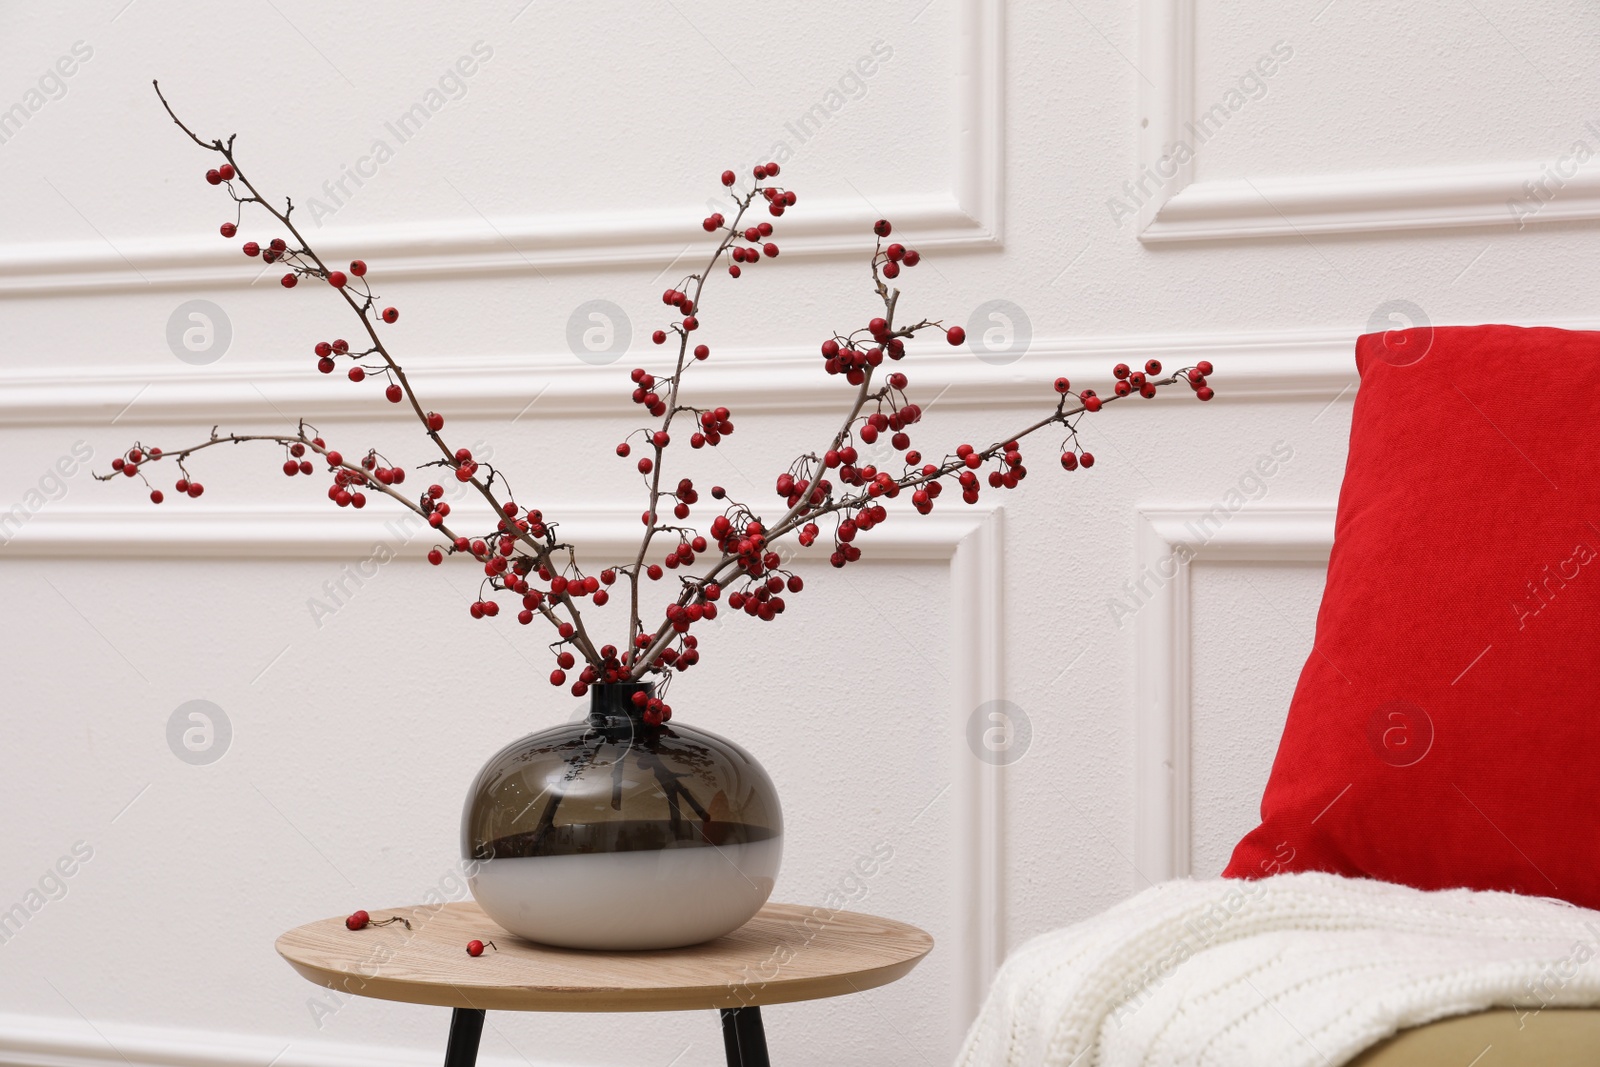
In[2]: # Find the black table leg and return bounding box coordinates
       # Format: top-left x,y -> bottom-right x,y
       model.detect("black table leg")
719,1006 -> 770,1067
444,1008 -> 486,1067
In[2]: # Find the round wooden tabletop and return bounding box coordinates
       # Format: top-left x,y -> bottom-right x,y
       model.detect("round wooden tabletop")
276,901 -> 934,1013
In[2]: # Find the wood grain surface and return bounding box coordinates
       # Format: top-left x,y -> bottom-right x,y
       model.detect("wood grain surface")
276,900 -> 934,1012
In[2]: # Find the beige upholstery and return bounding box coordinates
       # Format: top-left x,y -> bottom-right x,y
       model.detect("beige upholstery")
1349,1009 -> 1600,1065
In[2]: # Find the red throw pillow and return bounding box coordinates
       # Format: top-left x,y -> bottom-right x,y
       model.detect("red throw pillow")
1225,324 -> 1600,908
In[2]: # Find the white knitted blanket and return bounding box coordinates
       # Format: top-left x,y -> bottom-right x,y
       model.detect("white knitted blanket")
957,872 -> 1600,1067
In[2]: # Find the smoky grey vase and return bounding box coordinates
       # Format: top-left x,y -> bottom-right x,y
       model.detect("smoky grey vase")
462,682 -> 783,949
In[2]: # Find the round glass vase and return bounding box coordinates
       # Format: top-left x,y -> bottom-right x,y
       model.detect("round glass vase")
461,681 -> 782,950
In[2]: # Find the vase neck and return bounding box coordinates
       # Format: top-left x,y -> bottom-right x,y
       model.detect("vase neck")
587,682 -> 656,727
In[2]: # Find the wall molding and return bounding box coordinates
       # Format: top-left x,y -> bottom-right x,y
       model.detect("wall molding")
0,1011 -> 567,1067
0,326 -> 1360,428
0,502 -> 1007,1037
948,506 -> 1005,1031
0,192 -> 992,298
0,501 -> 992,562
1136,0 -> 1591,242
1132,504 -> 1333,882
0,0 -> 1003,298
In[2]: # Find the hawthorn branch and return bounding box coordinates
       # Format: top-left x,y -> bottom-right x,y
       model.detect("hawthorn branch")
152,81 -> 604,667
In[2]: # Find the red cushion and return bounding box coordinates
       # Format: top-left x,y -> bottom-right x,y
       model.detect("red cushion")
1225,324 -> 1600,908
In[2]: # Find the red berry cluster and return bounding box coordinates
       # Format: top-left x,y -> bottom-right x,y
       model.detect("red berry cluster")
711,161 -> 794,277
870,219 -> 922,281
322,447 -> 407,509
110,446 -> 174,503
113,85 -> 1220,705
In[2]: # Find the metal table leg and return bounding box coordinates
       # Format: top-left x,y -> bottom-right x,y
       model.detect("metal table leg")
444,1008 -> 486,1067
719,1006 -> 770,1067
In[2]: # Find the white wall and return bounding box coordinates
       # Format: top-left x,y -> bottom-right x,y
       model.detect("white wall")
0,1 -> 1594,1065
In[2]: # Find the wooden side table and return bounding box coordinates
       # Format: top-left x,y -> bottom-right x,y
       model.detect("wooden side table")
277,900 -> 933,1067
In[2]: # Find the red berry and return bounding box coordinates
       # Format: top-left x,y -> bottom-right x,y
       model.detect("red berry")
382,307 -> 399,324
1196,360 -> 1214,376
220,222 -> 237,238
386,384 -> 403,403
728,265 -> 741,278
149,490 -> 164,504
763,242 -> 778,258
466,939 -> 493,957
903,250 -> 920,266
270,238 -> 287,252
280,274 -> 297,288
652,330 -> 667,345
1060,452 -> 1078,471
694,344 -> 709,360
765,161 -> 780,176
1080,452 -> 1096,467
1084,396 -> 1102,411
1145,359 -> 1162,375
205,169 -> 221,185
1197,386 -> 1215,401
427,549 -> 443,565
946,326 -> 966,346
243,241 -> 260,257
616,442 -> 631,457
346,910 -> 370,931
721,169 -> 736,186
347,367 -> 364,382
1054,377 -> 1071,394
218,163 -> 235,181
349,259 -> 367,276
1113,363 -> 1130,379
683,316 -> 699,331
882,261 -> 899,278
186,483 -> 204,498
328,270 -> 348,288
426,412 -> 445,432
873,219 -> 892,237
